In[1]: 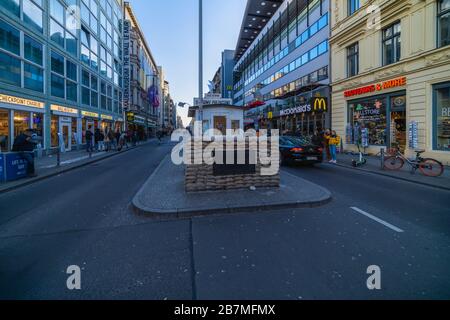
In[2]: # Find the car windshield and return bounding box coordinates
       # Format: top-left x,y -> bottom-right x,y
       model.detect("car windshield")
281,136 -> 310,146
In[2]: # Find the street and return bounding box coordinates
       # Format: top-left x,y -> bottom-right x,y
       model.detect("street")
1,142 -> 449,300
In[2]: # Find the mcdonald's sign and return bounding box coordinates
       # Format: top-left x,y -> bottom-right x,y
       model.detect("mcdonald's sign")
311,97 -> 328,112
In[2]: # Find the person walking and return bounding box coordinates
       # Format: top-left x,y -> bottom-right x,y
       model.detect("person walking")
104,129 -> 111,151
328,130 -> 341,164
12,129 -> 39,177
97,129 -> 105,151
323,129 -> 332,161
85,126 -> 94,153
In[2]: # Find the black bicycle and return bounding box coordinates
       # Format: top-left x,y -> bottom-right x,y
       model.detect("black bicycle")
384,148 -> 444,177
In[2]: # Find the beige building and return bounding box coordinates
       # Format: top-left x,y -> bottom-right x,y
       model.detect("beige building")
330,0 -> 450,165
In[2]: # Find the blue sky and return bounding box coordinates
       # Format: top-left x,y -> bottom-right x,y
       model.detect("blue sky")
128,0 -> 247,125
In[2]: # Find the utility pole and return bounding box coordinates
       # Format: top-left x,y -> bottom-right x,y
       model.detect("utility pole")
198,0 -> 203,127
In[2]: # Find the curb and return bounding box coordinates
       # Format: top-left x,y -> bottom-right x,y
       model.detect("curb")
132,156 -> 333,221
0,141 -> 155,195
332,162 -> 450,191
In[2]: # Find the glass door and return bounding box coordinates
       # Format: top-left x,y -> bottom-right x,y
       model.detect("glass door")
59,119 -> 72,152
390,95 -> 407,153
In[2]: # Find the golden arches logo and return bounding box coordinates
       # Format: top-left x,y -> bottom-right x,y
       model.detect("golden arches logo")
313,98 -> 327,112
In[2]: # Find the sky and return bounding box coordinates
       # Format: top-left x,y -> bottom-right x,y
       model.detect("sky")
128,0 -> 247,126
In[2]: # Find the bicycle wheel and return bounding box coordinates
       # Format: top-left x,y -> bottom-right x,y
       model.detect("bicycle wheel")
384,156 -> 404,170
419,158 -> 444,177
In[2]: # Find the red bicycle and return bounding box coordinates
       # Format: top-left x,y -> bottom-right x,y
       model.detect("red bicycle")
384,149 -> 444,177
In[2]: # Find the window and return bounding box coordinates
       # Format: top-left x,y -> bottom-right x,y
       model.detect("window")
0,19 -> 20,55
2,0 -> 20,17
347,42 -> 359,77
50,50 -> 78,101
24,35 -> 43,65
349,98 -> 388,146
24,63 -> 43,92
348,0 -> 360,16
438,0 -> 450,47
23,0 -> 43,33
382,22 -> 401,66
0,50 -> 21,86
433,82 -> 450,151
49,0 -> 78,57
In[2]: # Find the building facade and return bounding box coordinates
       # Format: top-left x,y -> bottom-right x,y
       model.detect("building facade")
233,0 -> 331,135
0,0 -> 125,153
330,0 -> 450,165
123,2 -> 160,139
221,49 -> 235,99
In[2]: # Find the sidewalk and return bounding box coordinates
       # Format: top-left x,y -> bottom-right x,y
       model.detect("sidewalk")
0,139 -> 157,194
132,155 -> 332,220
334,152 -> 450,190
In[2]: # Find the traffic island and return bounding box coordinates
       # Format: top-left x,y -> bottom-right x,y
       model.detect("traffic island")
132,155 -> 332,220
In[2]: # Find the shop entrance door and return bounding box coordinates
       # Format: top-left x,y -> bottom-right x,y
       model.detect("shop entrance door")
60,120 -> 72,152
390,95 -> 407,153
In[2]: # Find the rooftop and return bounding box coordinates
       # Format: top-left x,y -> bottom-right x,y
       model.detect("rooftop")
235,0 -> 284,61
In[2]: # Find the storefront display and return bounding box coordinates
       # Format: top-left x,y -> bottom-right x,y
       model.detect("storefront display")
348,92 -> 406,148
0,109 -> 9,152
434,82 -> 450,151
13,111 -> 31,140
51,115 -> 59,148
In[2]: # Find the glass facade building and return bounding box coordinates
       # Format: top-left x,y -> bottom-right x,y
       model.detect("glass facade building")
0,0 -> 124,153
233,0 -> 331,136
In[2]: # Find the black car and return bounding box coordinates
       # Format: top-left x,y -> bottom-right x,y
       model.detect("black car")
279,136 -> 323,166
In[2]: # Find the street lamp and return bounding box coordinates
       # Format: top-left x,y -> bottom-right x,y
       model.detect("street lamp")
178,102 -> 191,108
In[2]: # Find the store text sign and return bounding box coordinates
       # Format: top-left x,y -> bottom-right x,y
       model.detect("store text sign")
0,94 -> 44,109
81,111 -> 99,118
51,105 -> 78,115
344,77 -> 407,98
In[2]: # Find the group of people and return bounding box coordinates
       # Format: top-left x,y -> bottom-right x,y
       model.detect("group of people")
85,127 -> 130,153
311,129 -> 341,164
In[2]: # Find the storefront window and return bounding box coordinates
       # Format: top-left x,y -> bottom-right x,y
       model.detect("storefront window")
32,112 -> 43,139
13,111 -> 31,140
51,115 -> 59,147
434,83 -> 450,151
0,109 -> 9,152
72,118 -> 78,145
349,98 -> 388,145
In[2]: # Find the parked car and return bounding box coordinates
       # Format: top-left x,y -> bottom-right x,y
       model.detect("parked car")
279,136 -> 323,166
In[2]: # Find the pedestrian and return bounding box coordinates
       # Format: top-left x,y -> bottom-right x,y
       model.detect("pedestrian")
115,129 -> 121,150
328,130 -> 341,164
323,129 -> 332,161
94,128 -> 101,151
104,129 -> 111,151
311,129 -> 323,147
12,129 -> 39,177
85,126 -> 94,153
97,129 -> 105,151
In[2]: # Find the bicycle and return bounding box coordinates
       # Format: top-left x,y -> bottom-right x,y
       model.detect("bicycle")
383,148 -> 444,177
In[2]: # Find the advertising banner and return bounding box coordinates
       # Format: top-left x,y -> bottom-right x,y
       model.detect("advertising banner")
4,153 -> 30,181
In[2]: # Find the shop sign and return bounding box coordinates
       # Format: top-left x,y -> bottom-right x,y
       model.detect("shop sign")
126,112 -> 135,122
268,112 -> 273,119
0,94 -> 44,109
123,20 -> 131,111
280,104 -> 312,116
81,111 -> 99,118
116,117 -> 124,122
134,116 -> 145,125
344,77 -> 407,98
101,114 -> 113,121
311,97 -> 328,112
51,104 -> 78,115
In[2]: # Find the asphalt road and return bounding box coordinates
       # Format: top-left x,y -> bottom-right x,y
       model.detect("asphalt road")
0,143 -> 449,300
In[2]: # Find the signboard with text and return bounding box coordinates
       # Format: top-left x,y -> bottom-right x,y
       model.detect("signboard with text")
344,77 -> 407,98
4,153 -> 30,181
123,20 -> 131,111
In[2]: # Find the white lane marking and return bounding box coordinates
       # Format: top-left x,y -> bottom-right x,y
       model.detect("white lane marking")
350,207 -> 404,233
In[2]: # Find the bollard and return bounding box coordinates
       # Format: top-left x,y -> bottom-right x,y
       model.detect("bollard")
380,148 -> 385,170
